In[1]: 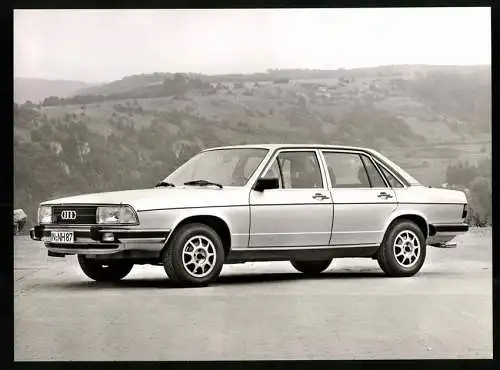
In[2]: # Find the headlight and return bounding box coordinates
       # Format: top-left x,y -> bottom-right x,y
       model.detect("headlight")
96,206 -> 138,224
38,206 -> 52,224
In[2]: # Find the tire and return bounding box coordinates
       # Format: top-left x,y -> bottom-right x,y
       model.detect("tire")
163,223 -> 225,287
77,255 -> 134,282
377,220 -> 426,277
290,258 -> 332,275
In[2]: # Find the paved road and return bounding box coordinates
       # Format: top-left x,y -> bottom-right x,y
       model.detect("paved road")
14,229 -> 492,361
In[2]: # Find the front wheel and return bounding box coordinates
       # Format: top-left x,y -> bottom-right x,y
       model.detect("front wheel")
162,223 -> 225,287
77,255 -> 134,282
290,258 -> 332,275
377,220 -> 426,277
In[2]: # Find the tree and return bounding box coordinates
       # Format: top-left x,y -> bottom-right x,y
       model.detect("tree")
468,177 -> 492,226
173,73 -> 186,83
445,159 -> 491,226
30,129 -> 43,142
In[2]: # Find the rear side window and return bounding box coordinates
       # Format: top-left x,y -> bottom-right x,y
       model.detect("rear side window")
379,165 -> 404,188
361,155 -> 387,188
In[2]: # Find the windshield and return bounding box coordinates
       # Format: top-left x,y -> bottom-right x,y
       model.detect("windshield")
165,148 -> 269,187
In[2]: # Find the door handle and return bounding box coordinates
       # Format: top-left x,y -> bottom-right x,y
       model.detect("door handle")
312,193 -> 329,201
377,192 -> 393,199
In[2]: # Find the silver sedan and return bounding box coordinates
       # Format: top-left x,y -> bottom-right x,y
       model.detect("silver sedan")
30,144 -> 469,287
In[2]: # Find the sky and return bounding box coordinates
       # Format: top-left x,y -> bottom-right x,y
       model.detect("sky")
14,8 -> 491,83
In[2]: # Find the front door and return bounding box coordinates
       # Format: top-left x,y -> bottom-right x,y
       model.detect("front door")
320,150 -> 398,246
249,150 -> 333,248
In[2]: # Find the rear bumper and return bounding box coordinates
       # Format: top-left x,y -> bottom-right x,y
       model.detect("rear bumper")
432,224 -> 469,233
428,223 -> 469,247
30,225 -> 170,256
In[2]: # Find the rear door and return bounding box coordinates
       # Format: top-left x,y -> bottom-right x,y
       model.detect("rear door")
319,150 -> 397,246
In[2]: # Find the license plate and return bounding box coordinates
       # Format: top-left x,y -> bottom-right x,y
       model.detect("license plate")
50,231 -> 74,244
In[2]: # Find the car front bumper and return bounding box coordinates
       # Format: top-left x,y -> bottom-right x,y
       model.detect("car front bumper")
30,225 -> 171,256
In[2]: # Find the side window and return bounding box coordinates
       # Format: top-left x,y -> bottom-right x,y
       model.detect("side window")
361,155 -> 387,188
277,151 -> 323,189
262,159 -> 283,187
262,151 -> 323,189
379,165 -> 404,188
278,157 -> 293,188
322,152 -> 371,188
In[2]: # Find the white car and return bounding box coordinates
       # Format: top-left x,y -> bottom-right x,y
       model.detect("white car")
30,144 -> 469,287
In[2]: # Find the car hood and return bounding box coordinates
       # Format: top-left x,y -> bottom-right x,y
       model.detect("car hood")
41,186 -> 249,211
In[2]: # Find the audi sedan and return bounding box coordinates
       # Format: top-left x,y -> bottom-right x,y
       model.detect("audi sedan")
30,144 -> 469,287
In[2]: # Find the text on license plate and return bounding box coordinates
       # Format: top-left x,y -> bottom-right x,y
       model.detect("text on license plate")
50,231 -> 74,243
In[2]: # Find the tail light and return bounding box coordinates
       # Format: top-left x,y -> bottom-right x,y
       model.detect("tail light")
462,204 -> 468,219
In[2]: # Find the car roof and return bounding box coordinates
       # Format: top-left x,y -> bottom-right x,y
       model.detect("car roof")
203,143 -> 376,153
202,143 -> 420,185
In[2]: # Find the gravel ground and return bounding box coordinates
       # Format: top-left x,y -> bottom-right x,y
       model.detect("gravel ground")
14,228 -> 492,361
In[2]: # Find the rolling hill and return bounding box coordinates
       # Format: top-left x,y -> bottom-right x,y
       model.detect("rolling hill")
14,77 -> 98,104
14,65 -> 491,225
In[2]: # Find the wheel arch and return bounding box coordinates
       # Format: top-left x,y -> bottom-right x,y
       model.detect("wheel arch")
381,211 -> 430,244
162,214 -> 232,257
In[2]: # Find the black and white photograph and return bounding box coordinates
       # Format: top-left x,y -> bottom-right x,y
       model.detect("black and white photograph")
14,7 -> 492,361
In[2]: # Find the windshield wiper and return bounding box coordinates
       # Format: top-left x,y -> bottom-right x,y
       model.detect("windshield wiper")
155,181 -> 175,188
184,180 -> 223,189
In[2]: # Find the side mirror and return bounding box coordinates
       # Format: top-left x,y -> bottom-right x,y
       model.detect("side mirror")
253,177 -> 280,192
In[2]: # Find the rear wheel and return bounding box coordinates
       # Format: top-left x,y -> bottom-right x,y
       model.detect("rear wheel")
163,223 -> 225,287
77,255 -> 134,282
377,220 -> 426,277
290,258 -> 332,275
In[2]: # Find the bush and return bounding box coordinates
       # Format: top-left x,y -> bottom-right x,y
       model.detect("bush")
445,159 -> 491,226
468,177 -> 492,226
30,129 -> 43,142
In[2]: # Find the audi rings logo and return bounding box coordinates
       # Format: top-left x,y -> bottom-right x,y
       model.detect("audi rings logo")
60,210 -> 77,220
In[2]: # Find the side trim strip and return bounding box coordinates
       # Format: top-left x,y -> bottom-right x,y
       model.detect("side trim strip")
250,232 -> 331,236
398,202 -> 466,206
137,205 -> 248,212
227,245 -> 380,262
334,202 -> 398,205
233,243 -> 379,251
137,202 -> 466,213
333,202 -> 465,205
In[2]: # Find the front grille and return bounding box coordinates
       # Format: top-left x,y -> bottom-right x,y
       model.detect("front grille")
52,206 -> 97,225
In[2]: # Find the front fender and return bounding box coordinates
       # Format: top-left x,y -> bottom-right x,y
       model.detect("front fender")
137,206 -> 250,249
